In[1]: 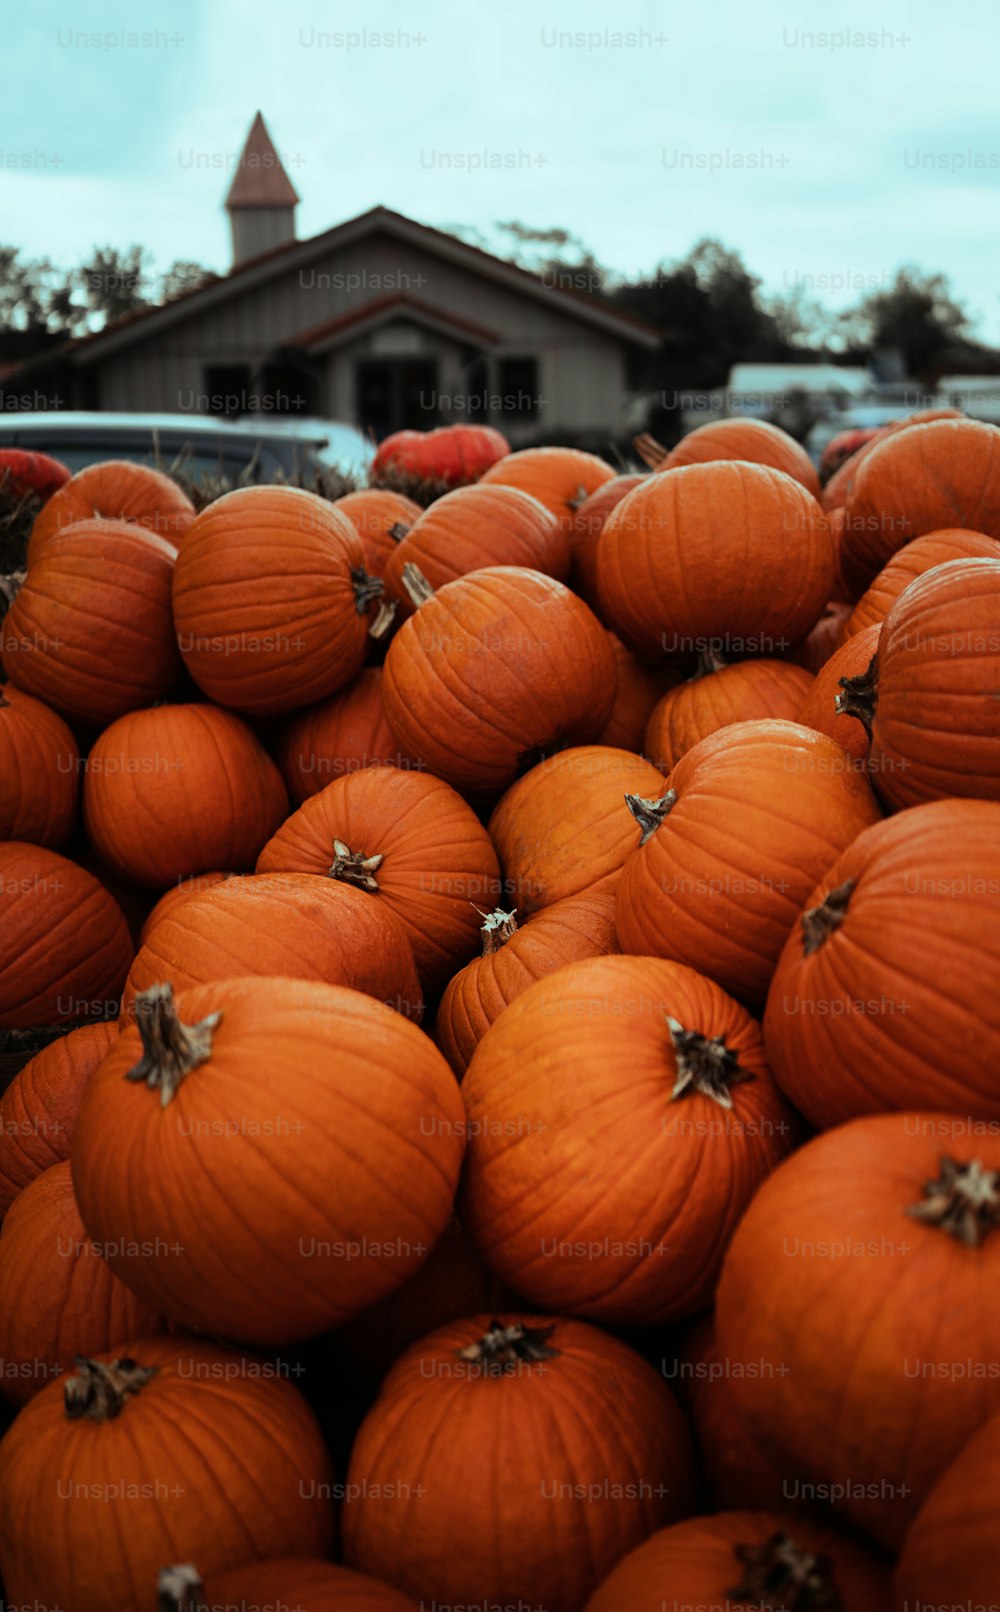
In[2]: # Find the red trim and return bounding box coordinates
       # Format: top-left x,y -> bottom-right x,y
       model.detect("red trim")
290,293 -> 499,350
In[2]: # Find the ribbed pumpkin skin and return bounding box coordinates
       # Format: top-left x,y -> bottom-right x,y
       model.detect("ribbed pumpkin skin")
0,1334 -> 334,1612
172,485 -> 373,715
566,474 -> 645,613
789,598 -> 852,672
583,1511 -> 889,1612
205,1559 -> 419,1611
895,1410 -> 1000,1609
821,407 -> 966,514
764,801 -> 1000,1125
665,417 -> 822,498
0,844 -> 133,1029
479,445 -> 616,525
670,1318 -> 787,1511
82,703 -> 289,888
797,621 -> 880,763
383,484 -> 568,611
435,891 -> 619,1078
276,667 -> 414,804
644,659 -> 814,771
844,527 -> 1000,640
0,685 -> 78,847
598,634 -> 675,750
26,459 -> 194,558
2,521 -> 182,725
341,1313 -> 696,1612
488,745 -> 665,915
596,462 -> 835,663
615,721 -> 881,1004
73,977 -> 465,1343
0,1021 -> 117,1215
372,424 -> 510,488
863,557 -> 1000,807
461,956 -> 795,1322
256,768 -> 501,994
121,873 -> 423,1023
718,1116 -> 1000,1551
138,871 -> 232,943
333,488 -> 421,575
381,567 -> 617,792
841,418 -> 1000,592
0,1161 -> 166,1405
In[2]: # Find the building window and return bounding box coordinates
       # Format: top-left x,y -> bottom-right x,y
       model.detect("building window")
464,357 -> 489,422
203,365 -> 252,418
259,361 -> 319,417
497,357 -> 539,419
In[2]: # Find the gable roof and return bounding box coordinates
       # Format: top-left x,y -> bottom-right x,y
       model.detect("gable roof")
225,112 -> 300,209
288,293 -> 500,353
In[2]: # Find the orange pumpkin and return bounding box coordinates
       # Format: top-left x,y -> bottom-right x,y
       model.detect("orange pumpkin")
597,633 -> 677,750
461,955 -> 795,1322
0,684 -> 78,847
797,620 -> 880,764
0,1020 -> 118,1215
275,666 -> 415,804
26,459 -> 194,558
138,871 -> 234,943
479,445 -> 616,526
567,474 -> 645,613
644,655 -> 813,771
820,406 -> 965,514
665,417 -> 822,498
895,1409 -> 1000,1610
160,1560 -> 419,1612
669,1318 -> 787,1511
788,598 -> 852,672
333,487 -> 421,575
843,527 -> 1000,641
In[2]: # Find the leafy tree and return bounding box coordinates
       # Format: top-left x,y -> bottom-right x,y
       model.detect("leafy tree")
836,268 -> 971,376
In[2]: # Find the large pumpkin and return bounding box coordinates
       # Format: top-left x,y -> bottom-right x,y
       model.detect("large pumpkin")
0,1335 -> 334,1612
0,1020 -> 117,1215
583,1510 -> 888,1611
797,620 -> 881,764
895,1409 -> 1000,1610
763,800 -> 1000,1125
644,654 -> 813,771
82,702 -> 289,887
566,473 -> 645,613
461,955 -> 795,1322
843,527 -> 1000,641
275,666 -> 414,804
72,977 -> 465,1343
840,418 -> 1000,592
371,423 -> 510,491
0,684 -> 78,847
615,721 -> 881,1004
598,634 -> 676,750
715,1113 -> 1000,1548
596,462 -> 835,664
665,417 -> 822,498
0,1160 -> 166,1405
479,445 -> 615,526
159,1560 -> 418,1611
172,484 -> 379,714
255,767 -> 501,994
381,565 -> 617,792
435,891 -> 619,1078
26,459 -> 194,557
488,744 -> 666,914
121,872 -> 423,1023
0,843 -> 132,1029
341,1313 -> 696,1612
838,557 -> 1000,807
333,487 -> 421,575
1,520 -> 182,725
821,407 -> 966,515
669,1317 -> 786,1511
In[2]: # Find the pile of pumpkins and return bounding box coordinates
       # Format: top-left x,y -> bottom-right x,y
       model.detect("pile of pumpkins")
0,409 -> 999,1612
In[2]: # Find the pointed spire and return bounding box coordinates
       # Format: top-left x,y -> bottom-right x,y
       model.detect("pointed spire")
225,112 -> 300,209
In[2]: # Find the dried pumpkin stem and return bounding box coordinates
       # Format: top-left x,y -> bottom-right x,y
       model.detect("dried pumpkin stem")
625,790 -> 677,845
835,650 -> 879,738
329,838 -> 384,892
729,1530 -> 843,1609
126,983 -> 221,1107
666,1015 -> 754,1110
801,878 -> 856,957
157,1565 -> 205,1612
387,521 -> 411,543
567,484 -> 589,512
368,598 -> 398,640
906,1156 -> 1000,1248
64,1356 -> 158,1422
479,908 -> 519,955
694,648 -> 728,677
400,561 -> 435,610
457,1320 -> 560,1374
351,565 -> 384,616
0,570 -> 27,613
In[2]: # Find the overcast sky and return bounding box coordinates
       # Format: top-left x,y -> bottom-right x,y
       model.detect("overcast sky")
4,0 -> 998,339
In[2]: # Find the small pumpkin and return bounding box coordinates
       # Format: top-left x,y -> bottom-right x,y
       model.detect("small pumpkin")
341,1312 -> 696,1612
644,653 -> 814,771
819,424 -> 881,482
842,527 -> 1000,641
797,620 -> 881,764
0,1336 -> 334,1612
159,1560 -> 419,1612
0,448 -> 70,506
371,424 -> 510,493
82,703 -> 288,888
461,955 -> 795,1322
669,1317 -> 786,1511
895,1409 -> 1000,1610
275,666 -> 414,804
0,684 -> 78,847
479,444 -> 616,525
0,1020 -> 118,1215
333,487 -> 421,575
26,458 -> 194,558
72,977 -> 465,1342
598,633 -> 677,750
567,473 -> 645,614
665,416 -> 822,498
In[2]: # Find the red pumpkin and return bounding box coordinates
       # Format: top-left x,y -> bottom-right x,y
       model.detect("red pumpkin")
172,485 -> 379,715
764,800 -> 1000,1125
0,1161 -> 166,1405
73,977 -> 465,1342
2,520 -> 182,725
596,462 -> 835,664
895,1409 -> 1000,1610
665,417 -> 822,499
843,527 -> 1000,641
841,418 -> 1000,592
0,1335 -> 334,1612
0,1021 -> 117,1215
797,621 -> 881,764
584,1510 -> 889,1612
435,891 -> 619,1078
479,445 -> 616,526
255,767 -> 501,994
121,873 -> 423,1023
669,1318 -> 787,1511
615,721 -> 881,1004
0,844 -> 132,1030
26,459 -> 194,558
598,634 -> 677,750
488,744 -> 666,914
82,703 -> 288,888
160,1560 -> 418,1612
838,557 -> 1000,807
275,667 -> 414,804
644,655 -> 814,771
371,424 -> 510,492
462,955 -> 795,1322
567,474 -> 645,613
819,425 -> 881,481
821,407 -> 965,514
0,684 -> 78,847
0,449 -> 70,505
333,487 -> 421,575
381,566 -> 617,792
341,1313 -> 696,1612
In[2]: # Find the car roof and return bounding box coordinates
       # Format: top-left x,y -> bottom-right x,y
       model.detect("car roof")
0,411 -> 330,444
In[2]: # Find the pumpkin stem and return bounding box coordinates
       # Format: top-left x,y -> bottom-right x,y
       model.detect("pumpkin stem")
694,648 -> 728,677
368,598 -> 398,640
834,650 -> 878,738
478,907 -> 519,954
666,1015 -> 754,1110
457,1319 -> 560,1374
351,565 -> 384,616
125,983 -> 221,1107
329,838 -> 384,892
625,790 -> 677,845
729,1530 -> 843,1609
400,561 -> 435,610
387,521 -> 411,543
906,1156 -> 1000,1248
64,1355 -> 158,1421
157,1565 -> 205,1612
801,878 -> 855,957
